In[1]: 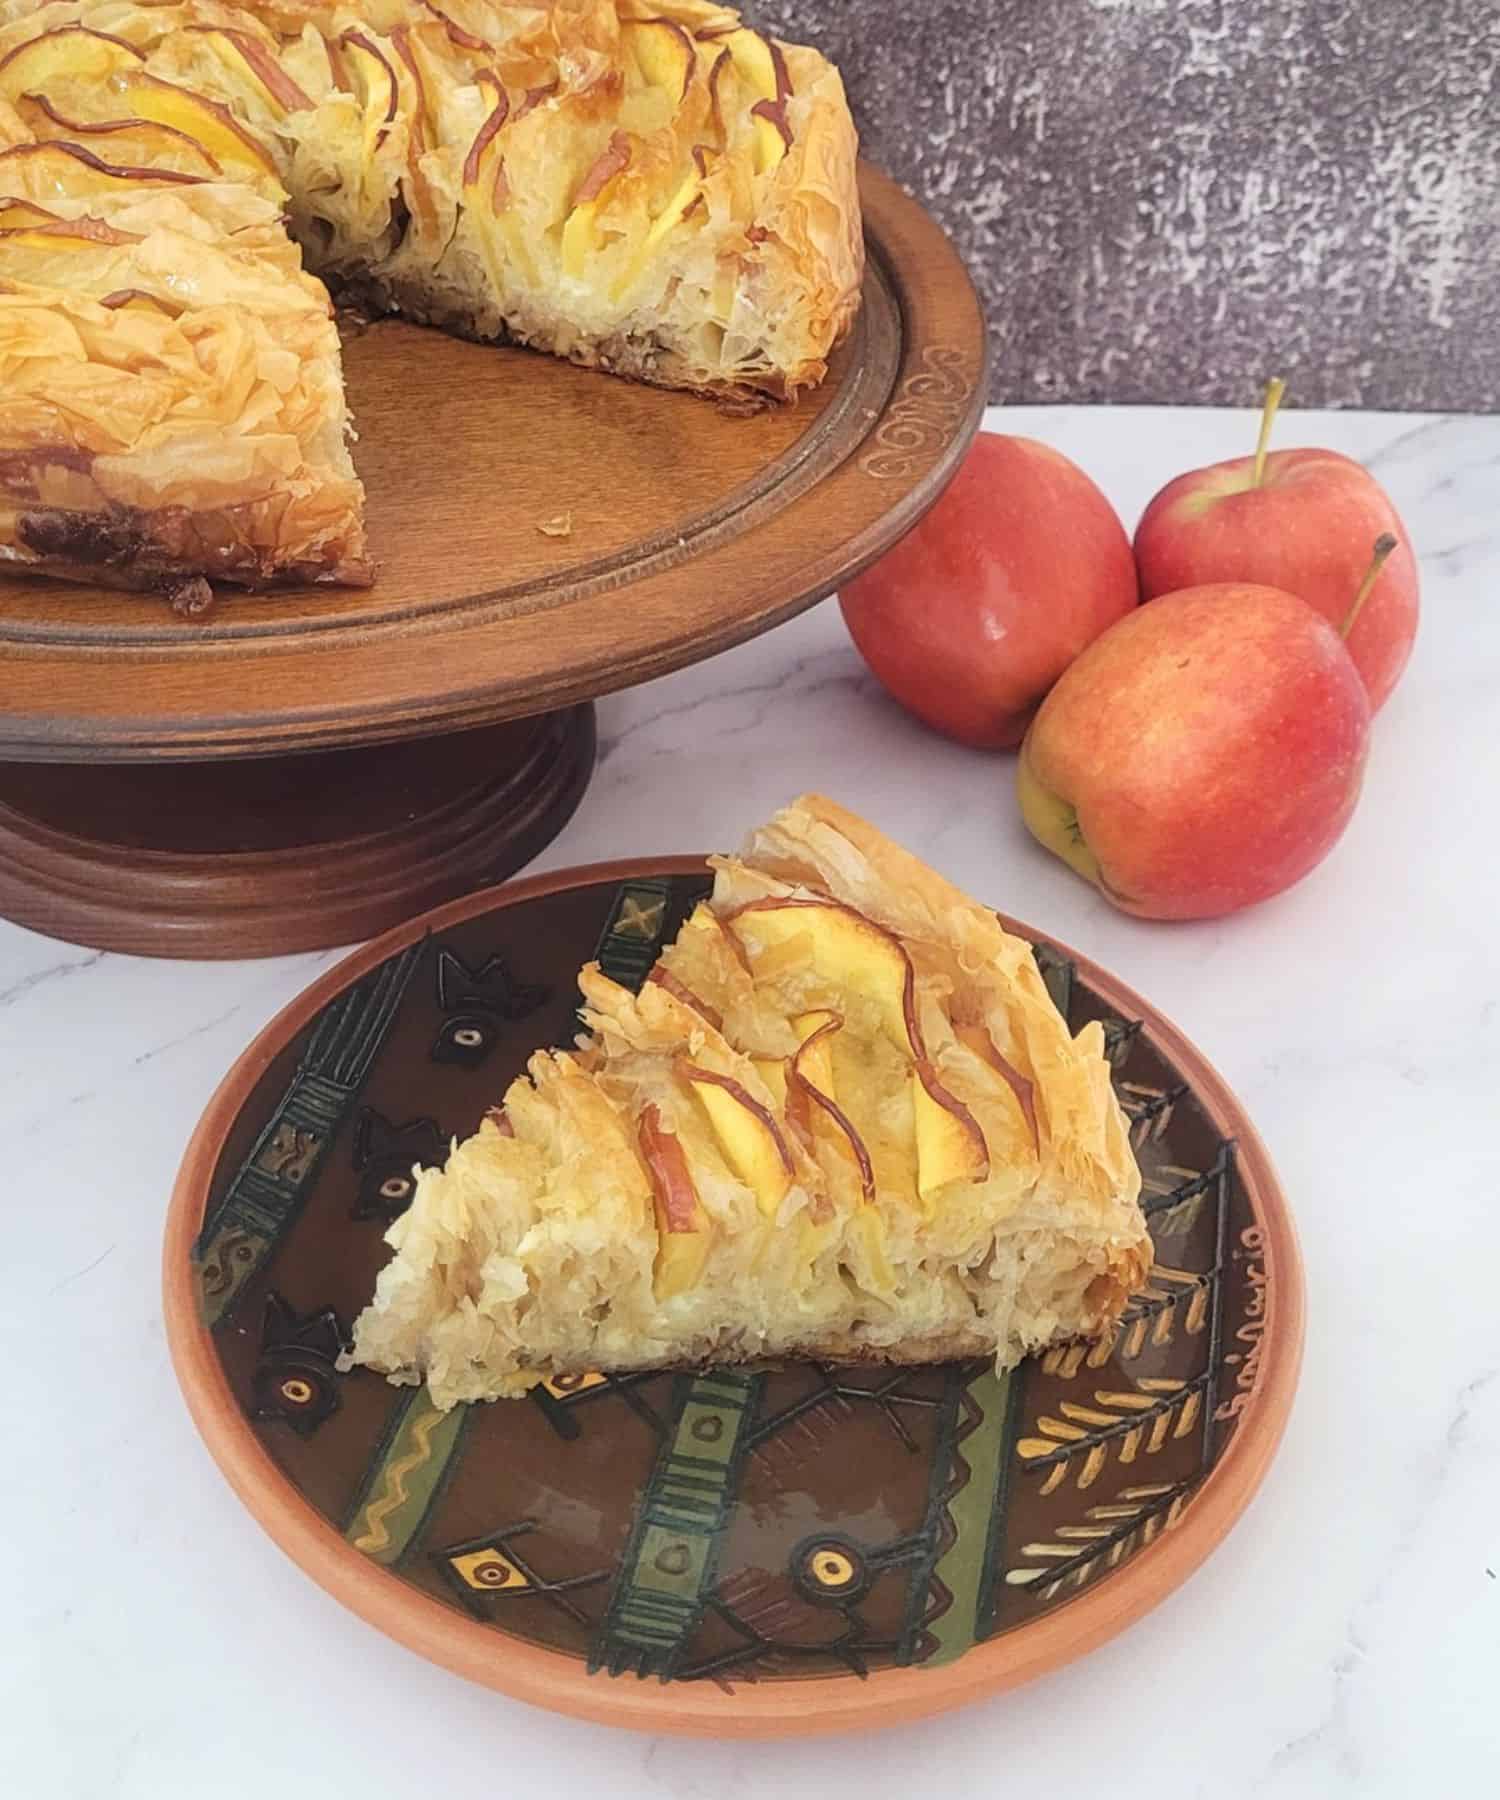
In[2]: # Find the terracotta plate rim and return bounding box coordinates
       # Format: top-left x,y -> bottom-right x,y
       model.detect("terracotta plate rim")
163,857 -> 1305,1738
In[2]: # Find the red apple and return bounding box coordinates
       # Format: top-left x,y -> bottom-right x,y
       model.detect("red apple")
1134,379 -> 1419,710
839,433 -> 1139,749
1017,582 -> 1371,919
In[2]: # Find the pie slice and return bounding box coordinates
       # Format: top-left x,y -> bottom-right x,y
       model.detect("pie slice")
349,796 -> 1152,1408
0,1 -> 862,604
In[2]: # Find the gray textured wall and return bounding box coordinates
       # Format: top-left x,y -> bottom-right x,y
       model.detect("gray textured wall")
761,0 -> 1500,409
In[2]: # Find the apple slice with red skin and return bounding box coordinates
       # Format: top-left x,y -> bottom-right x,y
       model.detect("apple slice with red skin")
419,0 -> 490,54
180,24 -> 312,116
748,41 -> 795,176
574,130 -> 632,202
790,1009 -> 837,1098
638,1103 -> 712,1298
0,140 -> 207,199
724,897 -> 990,1192
108,72 -> 279,183
19,96 -> 225,178
651,143 -> 716,239
0,197 -> 62,228
704,28 -> 792,170
699,28 -> 793,168
749,95 -> 792,169
463,73 -> 542,277
638,1105 -> 706,1233
910,1071 -> 987,1203
337,30 -> 400,155
706,46 -> 731,138
678,1059 -> 794,1218
621,17 -> 696,101
700,26 -> 779,93
645,965 -> 724,1032
610,141 -> 716,299
517,80 -> 558,119
461,70 -> 508,187
562,129 -> 632,277
0,219 -> 141,290
98,287 -> 179,317
483,1104 -> 514,1136
0,26 -> 143,104
953,1021 -> 1039,1149
0,218 -> 139,257
385,26 -> 447,241
389,26 -> 433,148
789,1011 -> 873,1206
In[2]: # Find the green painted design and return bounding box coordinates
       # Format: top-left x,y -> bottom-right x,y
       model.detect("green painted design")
925,1368 -> 1017,1665
592,879 -> 675,991
591,1371 -> 763,1676
896,1368 -> 967,1661
1031,941 -> 1075,1022
345,1389 -> 470,1566
196,942 -> 423,1327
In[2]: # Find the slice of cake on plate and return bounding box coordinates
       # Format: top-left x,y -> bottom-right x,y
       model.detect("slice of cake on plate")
349,796 -> 1152,1408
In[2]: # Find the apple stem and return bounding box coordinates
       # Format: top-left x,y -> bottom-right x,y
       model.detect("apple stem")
1340,533 -> 1398,639
1252,376 -> 1286,487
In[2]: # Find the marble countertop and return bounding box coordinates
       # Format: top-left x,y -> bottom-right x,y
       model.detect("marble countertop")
5,405 -> 1497,1797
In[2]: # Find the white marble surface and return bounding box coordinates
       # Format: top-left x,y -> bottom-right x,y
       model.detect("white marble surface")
4,405 -> 1497,1797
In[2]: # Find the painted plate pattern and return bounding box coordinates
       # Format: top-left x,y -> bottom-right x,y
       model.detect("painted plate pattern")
168,861 -> 1299,1731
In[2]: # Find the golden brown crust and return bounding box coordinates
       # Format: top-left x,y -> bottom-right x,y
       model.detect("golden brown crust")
0,143 -> 366,594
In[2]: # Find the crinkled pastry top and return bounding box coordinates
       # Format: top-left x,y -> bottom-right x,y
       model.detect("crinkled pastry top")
348,795 -> 1151,1409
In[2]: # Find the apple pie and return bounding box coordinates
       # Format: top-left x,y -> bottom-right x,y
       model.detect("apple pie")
0,0 -> 862,602
350,796 -> 1152,1408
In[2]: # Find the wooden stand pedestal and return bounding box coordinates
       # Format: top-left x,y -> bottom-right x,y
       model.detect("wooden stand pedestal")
0,706 -> 594,958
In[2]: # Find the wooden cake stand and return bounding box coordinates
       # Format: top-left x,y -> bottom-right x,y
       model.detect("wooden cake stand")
0,166 -> 986,958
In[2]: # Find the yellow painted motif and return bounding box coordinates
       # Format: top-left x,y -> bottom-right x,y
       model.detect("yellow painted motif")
254,1121 -> 321,1183
809,1548 -> 855,1587
349,1398 -> 444,1557
451,1548 -> 530,1591
614,895 -> 666,940
541,1370 -> 609,1399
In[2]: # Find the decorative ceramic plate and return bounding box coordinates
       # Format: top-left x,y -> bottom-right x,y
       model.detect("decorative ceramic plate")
165,859 -> 1303,1737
